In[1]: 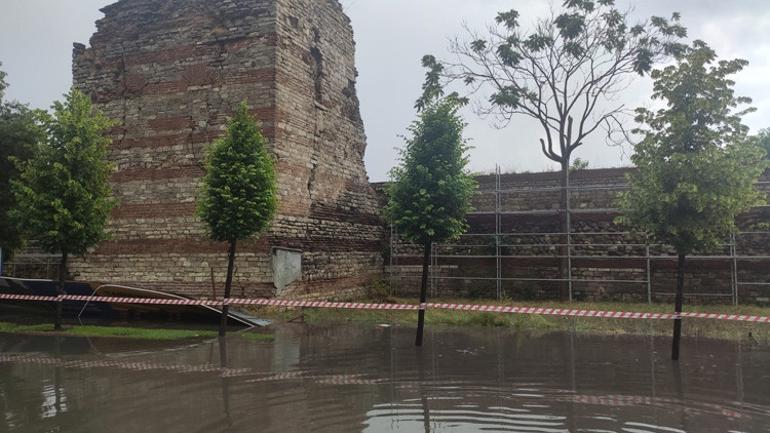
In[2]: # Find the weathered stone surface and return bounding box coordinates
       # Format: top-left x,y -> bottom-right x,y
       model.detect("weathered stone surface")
69,0 -> 384,297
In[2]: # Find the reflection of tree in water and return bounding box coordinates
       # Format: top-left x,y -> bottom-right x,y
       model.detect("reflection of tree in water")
0,338 -> 73,429
219,336 -> 233,432
0,364 -> 47,428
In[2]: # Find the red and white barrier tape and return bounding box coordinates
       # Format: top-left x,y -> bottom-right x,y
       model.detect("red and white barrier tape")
427,303 -> 770,323
0,293 -> 422,310
1,293 -> 769,323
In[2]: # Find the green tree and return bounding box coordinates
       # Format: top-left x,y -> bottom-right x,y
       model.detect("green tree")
618,41 -> 767,360
0,65 -> 5,99
387,97 -> 477,347
420,1 -> 687,299
198,102 -> 277,336
570,157 -> 590,172
11,89 -> 116,329
0,64 -> 6,99
755,128 -> 770,159
0,62 -> 43,265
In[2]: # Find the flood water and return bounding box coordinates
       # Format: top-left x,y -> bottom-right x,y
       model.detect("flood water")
1,324 -> 769,433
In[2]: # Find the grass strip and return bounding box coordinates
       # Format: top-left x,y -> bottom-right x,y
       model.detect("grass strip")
253,298 -> 770,342
0,322 -> 217,340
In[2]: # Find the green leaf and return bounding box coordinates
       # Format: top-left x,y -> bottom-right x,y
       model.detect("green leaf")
495,10 -> 520,30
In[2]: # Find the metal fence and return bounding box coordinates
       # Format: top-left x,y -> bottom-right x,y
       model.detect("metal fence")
2,253 -> 61,280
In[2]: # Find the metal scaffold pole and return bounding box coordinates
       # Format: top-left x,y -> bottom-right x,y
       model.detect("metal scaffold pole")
495,165 -> 502,300
431,241 -> 436,297
391,225 -> 398,293
389,224 -> 394,292
566,171 -> 573,303
645,236 -> 652,304
731,232 -> 738,306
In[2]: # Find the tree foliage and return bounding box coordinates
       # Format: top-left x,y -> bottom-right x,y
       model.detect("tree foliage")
755,128 -> 770,159
618,41 -> 767,255
387,99 -> 476,246
197,102 -> 277,243
422,0 -> 687,169
0,63 -> 43,260
10,89 -> 115,258
0,65 -> 6,100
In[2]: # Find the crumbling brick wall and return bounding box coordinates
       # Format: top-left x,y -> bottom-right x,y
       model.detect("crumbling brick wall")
379,168 -> 770,303
70,0 -> 383,298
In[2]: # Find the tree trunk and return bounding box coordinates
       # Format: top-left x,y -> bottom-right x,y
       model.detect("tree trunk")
671,253 -> 686,361
219,239 -> 237,337
415,240 -> 432,347
55,251 -> 68,331
559,161 -> 571,301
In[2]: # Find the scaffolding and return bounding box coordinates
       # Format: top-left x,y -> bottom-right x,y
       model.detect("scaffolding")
388,171 -> 770,304
2,253 -> 61,280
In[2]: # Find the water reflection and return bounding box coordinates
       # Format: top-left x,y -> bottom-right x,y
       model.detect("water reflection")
0,325 -> 768,432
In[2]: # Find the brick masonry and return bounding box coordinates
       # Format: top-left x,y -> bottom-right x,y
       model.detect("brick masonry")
377,168 -> 770,303
68,0 -> 384,298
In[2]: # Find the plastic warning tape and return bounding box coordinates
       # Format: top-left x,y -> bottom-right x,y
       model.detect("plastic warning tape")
1,293 -> 769,323
426,303 -> 770,323
0,293 -> 422,310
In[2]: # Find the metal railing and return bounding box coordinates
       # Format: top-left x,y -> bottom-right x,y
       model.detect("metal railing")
2,253 -> 61,280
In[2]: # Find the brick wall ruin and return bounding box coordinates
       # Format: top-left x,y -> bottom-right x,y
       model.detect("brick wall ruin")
69,0 -> 383,298
380,168 -> 770,304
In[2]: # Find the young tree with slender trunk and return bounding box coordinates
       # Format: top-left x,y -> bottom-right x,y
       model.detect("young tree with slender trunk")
418,0 -> 687,299
198,102 -> 277,336
11,89 -> 115,330
618,41 -> 767,360
387,94 -> 476,347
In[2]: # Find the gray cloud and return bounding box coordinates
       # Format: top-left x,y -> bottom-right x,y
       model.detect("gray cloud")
2,0 -> 769,181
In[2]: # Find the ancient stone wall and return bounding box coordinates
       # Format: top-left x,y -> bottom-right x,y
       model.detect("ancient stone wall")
68,0 -> 383,298
380,168 -> 770,304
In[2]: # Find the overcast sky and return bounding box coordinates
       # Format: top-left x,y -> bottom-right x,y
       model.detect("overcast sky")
2,1 -> 769,181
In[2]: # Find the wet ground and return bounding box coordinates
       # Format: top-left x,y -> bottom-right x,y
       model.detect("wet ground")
0,324 -> 769,432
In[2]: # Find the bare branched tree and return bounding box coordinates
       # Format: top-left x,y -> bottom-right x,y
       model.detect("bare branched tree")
418,0 -> 687,299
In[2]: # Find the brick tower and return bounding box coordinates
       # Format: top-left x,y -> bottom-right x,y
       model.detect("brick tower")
70,0 -> 383,298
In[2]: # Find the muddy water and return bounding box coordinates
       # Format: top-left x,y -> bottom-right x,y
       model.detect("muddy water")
0,325 -> 769,433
